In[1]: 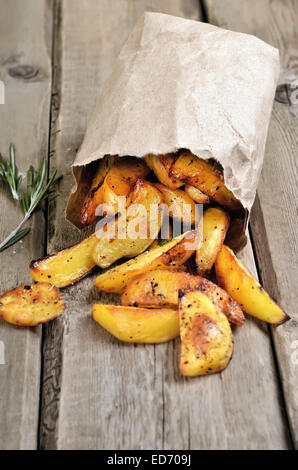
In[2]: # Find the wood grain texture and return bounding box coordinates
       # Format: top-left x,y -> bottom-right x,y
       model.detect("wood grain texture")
0,0 -> 53,449
39,0 -> 289,450
204,0 -> 298,448
39,0 -> 202,450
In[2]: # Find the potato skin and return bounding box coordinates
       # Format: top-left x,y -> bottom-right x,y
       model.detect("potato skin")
30,233 -> 98,288
0,283 -> 65,327
121,270 -> 245,326
170,150 -> 242,212
92,179 -> 164,268
179,290 -> 233,376
93,304 -> 179,343
94,230 -> 198,294
215,245 -> 289,325
145,154 -> 183,189
196,207 -> 230,276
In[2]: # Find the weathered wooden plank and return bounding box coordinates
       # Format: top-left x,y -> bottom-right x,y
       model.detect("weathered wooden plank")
39,0 -> 202,450
40,0 -> 289,450
0,0 -> 53,450
204,0 -> 298,448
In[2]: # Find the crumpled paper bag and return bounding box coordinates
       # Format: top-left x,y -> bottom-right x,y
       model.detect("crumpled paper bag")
67,12 -> 279,248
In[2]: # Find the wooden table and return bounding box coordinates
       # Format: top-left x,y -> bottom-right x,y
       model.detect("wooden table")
0,0 -> 297,450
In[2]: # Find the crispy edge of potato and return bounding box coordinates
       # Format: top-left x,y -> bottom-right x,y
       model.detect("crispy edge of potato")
179,290 -> 233,376
184,185 -> 210,204
92,179 -> 164,268
92,304 -> 179,343
215,245 -> 289,325
80,156 -> 113,226
121,269 -> 245,326
196,207 -> 230,277
30,233 -> 98,288
169,150 -> 242,212
0,283 -> 65,327
145,154 -> 184,189
94,230 -> 198,294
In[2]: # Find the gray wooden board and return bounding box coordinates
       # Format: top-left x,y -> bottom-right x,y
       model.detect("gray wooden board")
204,0 -> 298,448
0,0 -> 53,449
38,0 -> 291,450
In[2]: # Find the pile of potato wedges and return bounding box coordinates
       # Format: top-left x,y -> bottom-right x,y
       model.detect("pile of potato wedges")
0,150 -> 289,377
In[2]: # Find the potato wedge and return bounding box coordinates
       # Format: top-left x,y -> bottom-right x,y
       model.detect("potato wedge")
92,179 -> 164,268
94,230 -> 198,294
215,245 -> 289,325
30,233 -> 98,288
102,157 -> 150,214
155,183 -> 197,226
122,270 -> 244,326
196,207 -> 230,276
0,283 -> 65,327
179,290 -> 233,376
184,185 -> 210,204
93,304 -> 179,343
149,226 -> 173,250
145,154 -> 183,189
80,156 -> 113,226
170,150 -> 242,212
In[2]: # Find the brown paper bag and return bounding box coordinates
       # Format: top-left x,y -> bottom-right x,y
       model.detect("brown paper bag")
66,12 -> 279,250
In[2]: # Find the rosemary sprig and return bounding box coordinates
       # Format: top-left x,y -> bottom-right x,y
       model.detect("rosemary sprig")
0,144 -> 23,200
0,228 -> 30,253
0,145 -> 62,253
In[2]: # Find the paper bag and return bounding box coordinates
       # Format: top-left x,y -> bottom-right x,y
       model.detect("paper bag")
66,12 -> 279,249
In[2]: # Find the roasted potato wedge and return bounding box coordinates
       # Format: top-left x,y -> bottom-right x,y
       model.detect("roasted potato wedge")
170,150 -> 242,212
93,304 -> 179,343
155,183 -> 197,226
80,156 -> 113,226
92,179 -> 164,268
122,270 -> 244,326
0,283 -> 65,327
196,207 -> 230,276
145,154 -> 183,189
184,185 -> 210,204
179,290 -> 233,376
215,245 -> 288,325
94,230 -> 198,294
101,157 -> 150,214
30,233 -> 98,288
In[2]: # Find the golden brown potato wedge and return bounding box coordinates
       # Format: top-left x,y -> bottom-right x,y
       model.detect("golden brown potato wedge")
80,156 -> 113,226
196,207 -> 230,276
92,179 -> 164,268
155,183 -> 197,226
170,150 -> 242,212
215,245 -> 289,325
121,270 -> 244,326
94,230 -> 198,294
184,185 -> 210,204
145,154 -> 183,189
0,283 -> 65,327
101,157 -> 150,214
93,304 -> 179,343
179,290 -> 233,376
30,233 -> 98,288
